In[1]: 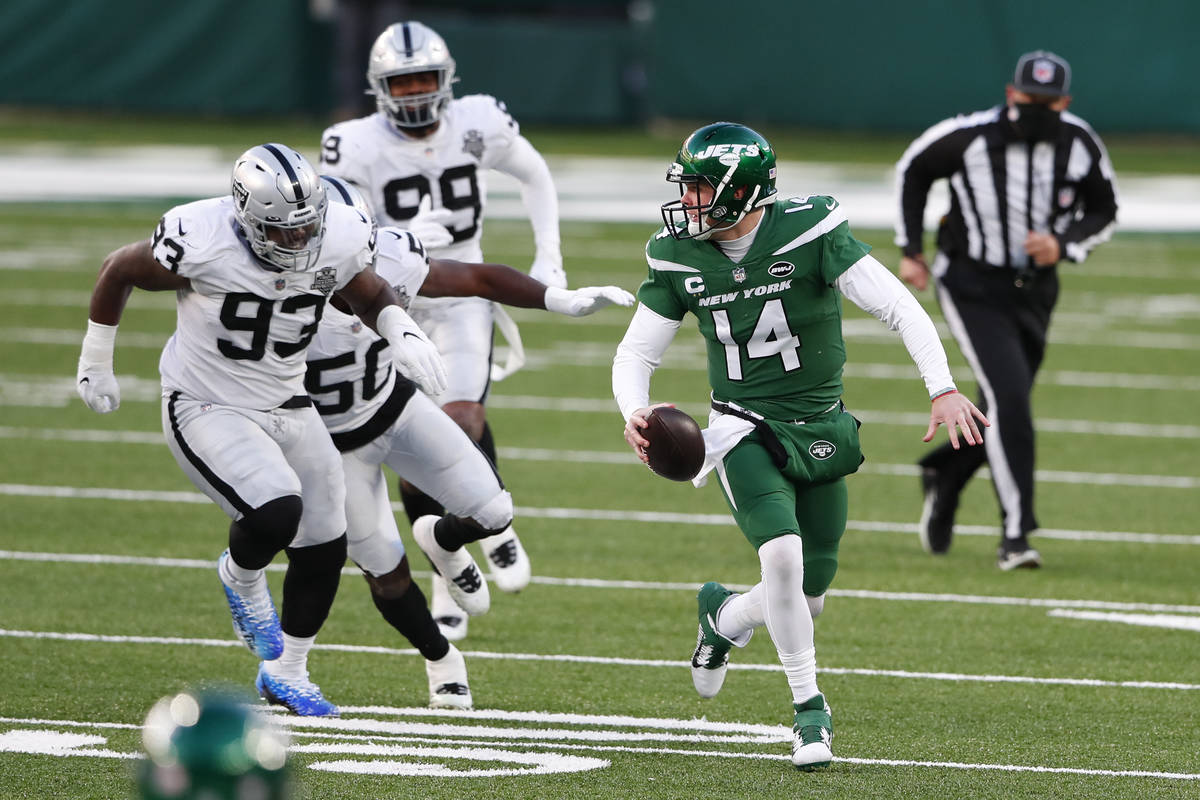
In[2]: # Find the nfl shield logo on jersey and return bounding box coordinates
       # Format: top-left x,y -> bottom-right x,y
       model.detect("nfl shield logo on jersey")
732,266 -> 747,283
393,284 -> 412,310
310,267 -> 338,296
274,278 -> 286,291
462,130 -> 485,160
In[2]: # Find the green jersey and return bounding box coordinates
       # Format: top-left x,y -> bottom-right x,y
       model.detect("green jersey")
638,197 -> 871,420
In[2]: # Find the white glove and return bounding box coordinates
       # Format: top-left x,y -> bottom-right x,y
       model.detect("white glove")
530,252 -> 567,289
77,320 -> 121,413
544,285 -> 635,317
377,305 -> 448,396
407,194 -> 454,250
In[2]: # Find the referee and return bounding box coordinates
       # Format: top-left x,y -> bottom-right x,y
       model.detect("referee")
894,50 -> 1118,570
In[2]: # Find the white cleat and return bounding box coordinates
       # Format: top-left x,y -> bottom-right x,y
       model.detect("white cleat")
478,526 -> 531,593
426,643 -> 472,710
413,515 -> 490,616
791,694 -> 834,771
430,573 -> 468,642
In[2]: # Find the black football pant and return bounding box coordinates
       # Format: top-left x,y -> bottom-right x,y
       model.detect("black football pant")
921,256 -> 1059,541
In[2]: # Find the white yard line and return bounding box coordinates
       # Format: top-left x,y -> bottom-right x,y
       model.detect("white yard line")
2,484 -> 1198,545
9,321 -> 1200,351
0,628 -> 1195,693
3,550 -> 1198,614
3,711 -> 1196,781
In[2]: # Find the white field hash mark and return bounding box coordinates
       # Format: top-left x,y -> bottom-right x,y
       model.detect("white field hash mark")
1,627 -> 1198,692
1,710 -> 1198,782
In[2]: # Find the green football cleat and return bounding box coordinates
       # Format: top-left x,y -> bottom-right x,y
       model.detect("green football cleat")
791,693 -> 834,770
690,581 -> 737,698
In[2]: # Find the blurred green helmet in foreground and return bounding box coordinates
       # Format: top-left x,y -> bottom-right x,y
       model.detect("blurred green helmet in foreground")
137,688 -> 290,800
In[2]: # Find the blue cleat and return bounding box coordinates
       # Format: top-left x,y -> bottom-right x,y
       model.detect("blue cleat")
256,663 -> 339,717
218,549 -> 283,660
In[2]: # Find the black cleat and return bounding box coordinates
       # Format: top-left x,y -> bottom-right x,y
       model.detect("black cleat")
997,536 -> 1042,570
918,467 -> 957,554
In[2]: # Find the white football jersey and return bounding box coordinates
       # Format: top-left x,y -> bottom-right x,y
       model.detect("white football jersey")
306,227 -> 431,434
320,94 -> 520,264
155,197 -> 375,410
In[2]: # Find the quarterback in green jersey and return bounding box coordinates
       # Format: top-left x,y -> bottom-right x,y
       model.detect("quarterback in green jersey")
613,122 -> 988,770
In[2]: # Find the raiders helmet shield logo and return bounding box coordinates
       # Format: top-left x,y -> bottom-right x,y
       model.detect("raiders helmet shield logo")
310,267 -> 338,296
808,440 -> 836,460
232,178 -> 249,212
462,130 -> 486,160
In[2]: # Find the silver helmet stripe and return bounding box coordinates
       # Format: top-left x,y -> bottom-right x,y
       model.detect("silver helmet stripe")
261,143 -> 305,209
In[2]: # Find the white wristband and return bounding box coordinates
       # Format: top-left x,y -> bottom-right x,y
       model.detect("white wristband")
375,304 -> 412,342
544,286 -> 572,315
80,320 -> 118,366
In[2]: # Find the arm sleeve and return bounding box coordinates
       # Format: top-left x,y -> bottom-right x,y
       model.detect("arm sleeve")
1058,131 -> 1119,263
492,135 -> 561,264
893,117 -> 967,257
836,254 -> 956,398
612,303 -> 682,422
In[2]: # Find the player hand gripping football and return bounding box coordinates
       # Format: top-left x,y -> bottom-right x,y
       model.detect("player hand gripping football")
76,320 -> 121,413
544,285 -> 635,317
623,402 -> 676,464
926,390 -> 990,449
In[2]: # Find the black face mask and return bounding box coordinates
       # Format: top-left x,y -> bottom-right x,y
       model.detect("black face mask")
1008,102 -> 1062,142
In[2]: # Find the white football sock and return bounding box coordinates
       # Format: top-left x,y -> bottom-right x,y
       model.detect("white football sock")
220,552 -> 263,588
757,536 -> 820,701
263,634 -> 315,678
716,584 -> 763,645
778,646 -> 820,704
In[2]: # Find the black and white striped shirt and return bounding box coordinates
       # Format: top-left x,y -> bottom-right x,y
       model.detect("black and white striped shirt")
894,105 -> 1118,268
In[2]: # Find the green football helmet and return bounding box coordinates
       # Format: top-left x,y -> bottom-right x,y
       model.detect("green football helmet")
661,122 -> 778,240
137,689 -> 290,800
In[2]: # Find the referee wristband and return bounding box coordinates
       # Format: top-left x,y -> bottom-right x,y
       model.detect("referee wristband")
930,388 -> 958,402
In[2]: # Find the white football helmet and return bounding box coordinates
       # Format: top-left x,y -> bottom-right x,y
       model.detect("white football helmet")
319,175 -> 374,222
231,143 -> 327,272
367,21 -> 457,129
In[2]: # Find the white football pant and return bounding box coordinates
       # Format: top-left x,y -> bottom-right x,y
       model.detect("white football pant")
162,394 -> 347,547
341,389 -> 514,576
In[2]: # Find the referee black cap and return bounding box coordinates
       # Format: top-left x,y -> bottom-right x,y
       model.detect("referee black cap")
1013,51 -> 1071,96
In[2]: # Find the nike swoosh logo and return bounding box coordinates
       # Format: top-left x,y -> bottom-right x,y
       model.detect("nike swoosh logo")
79,377 -> 89,385
177,220 -> 187,237
402,331 -> 423,340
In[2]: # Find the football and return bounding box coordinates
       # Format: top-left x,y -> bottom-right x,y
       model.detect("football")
642,406 -> 706,482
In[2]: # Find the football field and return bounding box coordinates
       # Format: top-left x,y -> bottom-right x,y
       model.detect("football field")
1,201 -> 1199,799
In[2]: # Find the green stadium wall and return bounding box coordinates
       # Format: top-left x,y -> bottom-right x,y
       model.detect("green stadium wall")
1,0 -> 1197,134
